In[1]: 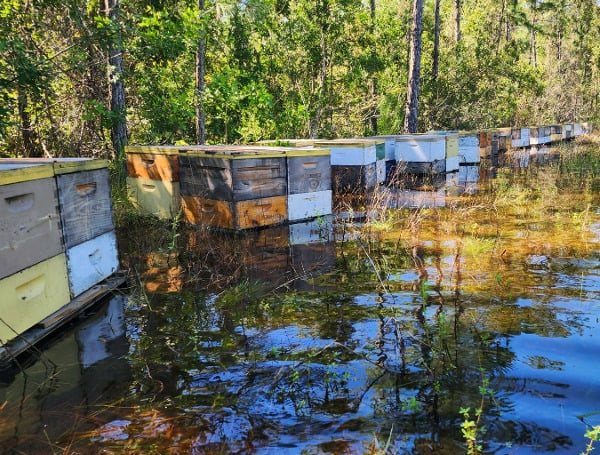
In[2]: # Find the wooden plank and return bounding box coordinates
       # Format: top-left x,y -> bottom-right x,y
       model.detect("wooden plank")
0,273 -> 126,364
56,168 -> 114,248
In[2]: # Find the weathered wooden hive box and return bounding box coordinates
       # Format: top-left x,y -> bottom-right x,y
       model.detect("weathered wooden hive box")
582,122 -> 593,134
178,145 -> 289,230
529,126 -> 551,145
394,134 -> 446,174
458,132 -> 481,164
125,145 -> 180,219
573,123 -> 584,136
314,138 -> 380,192
511,127 -> 530,148
550,125 -> 563,143
52,159 -> 119,298
286,148 -> 332,222
0,162 -> 71,344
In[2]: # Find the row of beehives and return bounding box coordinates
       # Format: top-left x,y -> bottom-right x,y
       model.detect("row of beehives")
0,159 -> 119,345
125,121 -> 591,230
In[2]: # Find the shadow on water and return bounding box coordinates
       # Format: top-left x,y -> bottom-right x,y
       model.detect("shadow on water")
2,139 -> 600,454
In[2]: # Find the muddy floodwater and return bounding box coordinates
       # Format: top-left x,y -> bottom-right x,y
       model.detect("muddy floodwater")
2,143 -> 600,454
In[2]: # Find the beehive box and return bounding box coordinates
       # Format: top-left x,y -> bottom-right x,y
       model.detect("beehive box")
314,139 -> 378,166
66,230 -> 119,298
0,253 -> 71,344
550,125 -> 563,143
511,127 -> 530,148
288,190 -> 332,222
330,162 -> 378,192
529,126 -> 551,145
395,134 -> 446,165
0,162 -> 64,280
54,160 -> 114,249
458,132 -> 481,164
126,176 -> 180,219
126,146 -> 181,219
181,194 -> 287,230
573,123 -> 584,136
178,145 -> 288,202
433,132 -> 459,173
126,145 -> 179,181
582,122 -> 593,134
287,149 -> 331,194
314,139 -> 379,191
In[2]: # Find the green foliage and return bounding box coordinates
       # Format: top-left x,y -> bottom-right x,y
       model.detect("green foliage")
0,0 -> 599,153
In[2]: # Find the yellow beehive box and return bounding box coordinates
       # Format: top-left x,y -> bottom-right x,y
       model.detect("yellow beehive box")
0,253 -> 70,344
127,176 -> 181,219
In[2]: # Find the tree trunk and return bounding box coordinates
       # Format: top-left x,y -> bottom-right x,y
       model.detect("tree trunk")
105,0 -> 127,159
18,87 -> 40,157
455,0 -> 461,43
432,0 -> 440,80
369,0 -> 378,134
403,0 -> 424,134
195,0 -> 206,144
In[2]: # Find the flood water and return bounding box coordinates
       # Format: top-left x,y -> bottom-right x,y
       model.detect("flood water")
2,142 -> 600,454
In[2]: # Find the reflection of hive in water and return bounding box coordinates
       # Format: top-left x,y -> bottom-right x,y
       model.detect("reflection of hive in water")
141,253 -> 183,294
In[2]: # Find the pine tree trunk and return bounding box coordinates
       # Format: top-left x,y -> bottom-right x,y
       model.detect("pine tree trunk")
369,0 -> 378,134
195,0 -> 206,144
105,0 -> 127,159
403,0 -> 423,134
432,0 -> 440,80
18,87 -> 40,157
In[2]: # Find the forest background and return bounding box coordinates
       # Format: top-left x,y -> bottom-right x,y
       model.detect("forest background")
0,0 -> 599,160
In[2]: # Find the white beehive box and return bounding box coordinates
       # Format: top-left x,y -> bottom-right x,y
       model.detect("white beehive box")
66,230 -> 120,298
315,139 -> 377,166
458,133 -> 481,164
395,134 -> 446,163
288,190 -> 332,222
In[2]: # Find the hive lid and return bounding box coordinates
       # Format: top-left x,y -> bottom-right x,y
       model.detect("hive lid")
0,161 -> 55,184
0,158 -> 109,176
314,138 -> 383,147
125,145 -> 181,155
